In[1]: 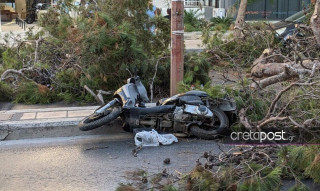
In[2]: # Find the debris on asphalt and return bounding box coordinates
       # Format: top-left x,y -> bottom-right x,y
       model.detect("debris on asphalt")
134,129 -> 178,147
132,146 -> 142,157
141,176 -> 148,184
162,169 -> 168,177
85,146 -> 109,151
163,158 -> 170,164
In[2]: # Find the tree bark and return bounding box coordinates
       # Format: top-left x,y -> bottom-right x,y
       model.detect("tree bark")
311,0 -> 320,47
234,0 -> 248,38
251,60 -> 315,78
250,65 -> 306,89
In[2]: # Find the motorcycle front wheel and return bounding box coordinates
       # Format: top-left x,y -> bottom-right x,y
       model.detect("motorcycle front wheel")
78,106 -> 122,131
190,108 -> 229,140
26,14 -> 35,24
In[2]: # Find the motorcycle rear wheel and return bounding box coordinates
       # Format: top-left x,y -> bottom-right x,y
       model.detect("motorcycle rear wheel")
190,108 -> 229,140
78,106 -> 121,131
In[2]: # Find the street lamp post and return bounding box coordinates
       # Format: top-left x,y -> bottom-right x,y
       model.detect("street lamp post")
170,0 -> 184,96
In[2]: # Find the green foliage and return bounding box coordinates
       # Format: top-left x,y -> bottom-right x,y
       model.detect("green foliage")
1,48 -> 22,70
224,83 -> 268,121
0,0 -> 172,104
183,53 -> 211,85
287,146 -> 316,171
185,23 -> 198,32
179,75 -> 268,122
54,69 -> 93,103
209,17 -> 233,32
288,183 -> 310,191
162,185 -> 178,191
203,23 -> 279,67
184,9 -> 201,26
210,17 -> 233,26
184,165 -> 220,191
287,87 -> 320,123
38,8 -> 67,38
239,167 -> 282,191
305,154 -> 320,184
0,82 -> 13,102
13,82 -> 57,104
279,146 -> 320,185
205,85 -> 226,98
184,9 -> 203,32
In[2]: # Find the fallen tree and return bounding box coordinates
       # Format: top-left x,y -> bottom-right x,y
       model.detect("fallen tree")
311,0 -> 320,46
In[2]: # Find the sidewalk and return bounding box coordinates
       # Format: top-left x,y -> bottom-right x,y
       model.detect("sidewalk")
0,106 -> 100,141
0,103 -> 156,141
0,21 -> 41,46
0,106 -> 98,127
0,20 -> 39,32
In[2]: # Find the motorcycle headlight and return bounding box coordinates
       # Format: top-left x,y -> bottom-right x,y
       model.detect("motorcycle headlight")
276,27 -> 286,36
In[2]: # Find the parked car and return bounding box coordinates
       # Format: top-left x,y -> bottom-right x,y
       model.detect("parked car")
272,8 -> 310,41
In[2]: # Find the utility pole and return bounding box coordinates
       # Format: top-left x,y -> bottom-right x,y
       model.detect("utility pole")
0,9 -> 2,32
170,0 -> 184,96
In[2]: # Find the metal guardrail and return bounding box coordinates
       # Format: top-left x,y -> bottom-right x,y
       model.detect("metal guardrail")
15,17 -> 26,31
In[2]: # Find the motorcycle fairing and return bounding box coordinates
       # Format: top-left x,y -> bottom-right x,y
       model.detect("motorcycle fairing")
115,76 -> 149,107
184,90 -> 209,97
135,77 -> 149,103
114,83 -> 139,107
158,94 -> 205,106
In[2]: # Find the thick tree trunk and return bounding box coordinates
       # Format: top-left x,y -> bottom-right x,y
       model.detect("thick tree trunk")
251,60 -> 315,78
234,0 -> 248,38
250,63 -> 319,89
311,0 -> 320,47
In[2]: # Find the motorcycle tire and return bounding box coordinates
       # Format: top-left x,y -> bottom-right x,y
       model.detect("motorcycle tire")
26,14 -> 35,24
190,108 -> 229,140
78,106 -> 121,131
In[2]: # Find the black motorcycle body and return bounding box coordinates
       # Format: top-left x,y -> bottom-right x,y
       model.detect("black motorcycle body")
78,76 -> 236,139
26,8 -> 37,24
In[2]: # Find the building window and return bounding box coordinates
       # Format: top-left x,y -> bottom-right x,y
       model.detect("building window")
185,0 -> 204,7
184,0 -> 216,7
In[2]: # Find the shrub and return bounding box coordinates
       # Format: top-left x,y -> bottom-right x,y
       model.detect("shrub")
0,82 -> 13,102
14,82 -> 57,104
0,0 -> 172,104
184,9 -> 203,31
210,17 -> 234,32
203,25 -> 278,67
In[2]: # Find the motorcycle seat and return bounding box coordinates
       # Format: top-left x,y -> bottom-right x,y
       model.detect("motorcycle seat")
178,95 -> 204,105
157,91 -> 208,106
184,90 -> 208,97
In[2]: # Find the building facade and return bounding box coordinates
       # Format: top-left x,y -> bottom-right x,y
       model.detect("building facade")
153,0 -> 311,20
0,0 -> 51,20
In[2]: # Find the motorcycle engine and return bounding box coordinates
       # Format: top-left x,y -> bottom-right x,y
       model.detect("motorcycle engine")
184,104 -> 213,117
173,107 -> 190,133
174,107 -> 189,121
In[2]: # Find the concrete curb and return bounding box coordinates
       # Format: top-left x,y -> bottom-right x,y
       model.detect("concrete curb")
0,117 -> 84,129
0,118 -> 123,141
0,106 -> 100,114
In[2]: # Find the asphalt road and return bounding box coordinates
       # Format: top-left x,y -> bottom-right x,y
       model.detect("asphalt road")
0,133 -> 228,191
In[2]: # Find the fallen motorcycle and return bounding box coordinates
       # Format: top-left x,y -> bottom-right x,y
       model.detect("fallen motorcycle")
78,73 -> 236,139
